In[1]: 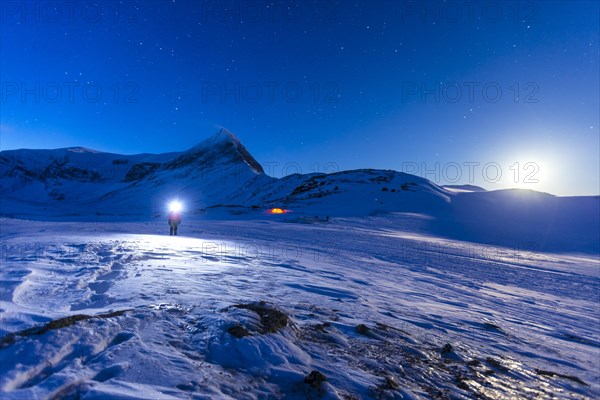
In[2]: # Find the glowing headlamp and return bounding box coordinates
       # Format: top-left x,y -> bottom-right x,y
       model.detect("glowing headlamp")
169,200 -> 182,213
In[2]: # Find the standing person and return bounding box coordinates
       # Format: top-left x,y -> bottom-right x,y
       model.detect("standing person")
168,204 -> 182,236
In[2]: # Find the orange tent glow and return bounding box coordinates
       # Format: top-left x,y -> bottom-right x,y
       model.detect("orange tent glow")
268,208 -> 286,214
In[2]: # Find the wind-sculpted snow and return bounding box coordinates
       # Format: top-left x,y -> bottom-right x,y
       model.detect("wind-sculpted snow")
1,218 -> 598,399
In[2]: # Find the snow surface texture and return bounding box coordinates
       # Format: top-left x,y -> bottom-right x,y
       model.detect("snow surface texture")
0,218 -> 598,399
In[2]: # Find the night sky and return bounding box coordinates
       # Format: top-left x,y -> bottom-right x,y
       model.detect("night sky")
1,1 -> 598,195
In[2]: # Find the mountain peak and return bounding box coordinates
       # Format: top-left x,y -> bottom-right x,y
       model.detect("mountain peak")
184,129 -> 264,174
211,128 -> 240,144
187,128 -> 239,151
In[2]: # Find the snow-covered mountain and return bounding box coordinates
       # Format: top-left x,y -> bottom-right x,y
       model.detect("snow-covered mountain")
0,129 -> 269,217
0,128 -> 447,219
1,129 -> 598,253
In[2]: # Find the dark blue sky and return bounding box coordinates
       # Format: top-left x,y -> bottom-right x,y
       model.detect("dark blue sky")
1,1 -> 598,195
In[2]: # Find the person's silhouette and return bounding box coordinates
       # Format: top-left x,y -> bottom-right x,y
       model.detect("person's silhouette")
168,210 -> 181,235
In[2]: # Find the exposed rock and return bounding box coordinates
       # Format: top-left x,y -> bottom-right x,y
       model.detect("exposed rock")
441,343 -> 453,354
231,301 -> 289,334
485,357 -> 509,372
304,370 -> 326,388
123,162 -> 161,182
228,324 -> 250,338
535,369 -> 588,386
466,359 -> 480,367
356,324 -> 370,335
0,309 -> 130,348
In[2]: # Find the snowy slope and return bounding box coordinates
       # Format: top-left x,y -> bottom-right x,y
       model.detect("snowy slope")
433,190 -> 600,254
0,218 -> 598,399
443,185 -> 487,193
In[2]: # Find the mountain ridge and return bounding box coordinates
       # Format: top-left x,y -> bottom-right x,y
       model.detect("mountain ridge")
1,129 -> 598,253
